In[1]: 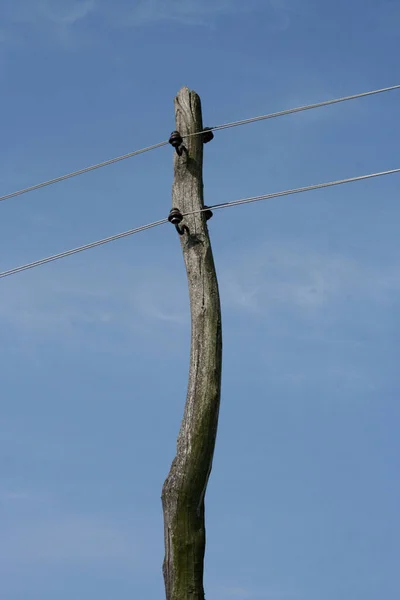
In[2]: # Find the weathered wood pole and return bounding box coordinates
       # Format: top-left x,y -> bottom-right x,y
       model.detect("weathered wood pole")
161,87 -> 223,600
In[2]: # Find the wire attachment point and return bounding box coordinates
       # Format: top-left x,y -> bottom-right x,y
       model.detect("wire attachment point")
203,206 -> 213,221
202,128 -> 214,144
169,131 -> 185,156
168,208 -> 187,235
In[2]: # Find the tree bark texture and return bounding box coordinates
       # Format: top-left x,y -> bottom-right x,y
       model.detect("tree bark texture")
161,88 -> 223,600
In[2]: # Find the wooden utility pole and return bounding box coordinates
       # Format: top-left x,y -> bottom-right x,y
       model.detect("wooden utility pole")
161,87 -> 223,600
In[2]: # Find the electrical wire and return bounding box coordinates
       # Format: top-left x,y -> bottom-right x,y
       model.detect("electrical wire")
1,166 -> 399,280
0,141 -> 169,203
195,84 -> 400,136
202,167 -> 400,213
0,218 -> 168,279
1,84 -> 399,205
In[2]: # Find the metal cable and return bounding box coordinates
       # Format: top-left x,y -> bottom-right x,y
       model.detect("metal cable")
0,141 -> 169,203
1,84 -> 399,204
189,84 -> 400,136
202,167 -> 400,213
1,167 -> 399,280
0,218 -> 168,279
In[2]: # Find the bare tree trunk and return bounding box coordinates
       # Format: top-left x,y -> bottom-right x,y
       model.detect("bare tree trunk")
161,87 -> 223,600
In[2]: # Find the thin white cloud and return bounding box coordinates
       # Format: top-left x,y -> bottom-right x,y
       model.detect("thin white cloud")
216,587 -> 253,599
211,584 -> 303,599
0,0 -> 97,50
0,267 -> 120,334
222,275 -> 260,312
109,0 -> 291,29
131,271 -> 189,325
39,0 -> 96,25
0,515 -> 136,566
2,241 -> 399,342
0,264 -> 189,346
376,0 -> 400,36
2,0 -> 95,26
220,241 -> 400,317
117,0 -> 246,26
0,492 -> 30,501
217,240 -> 400,396
1,0 -> 292,42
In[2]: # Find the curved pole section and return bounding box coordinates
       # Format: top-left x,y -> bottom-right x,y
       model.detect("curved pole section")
162,87 -> 223,600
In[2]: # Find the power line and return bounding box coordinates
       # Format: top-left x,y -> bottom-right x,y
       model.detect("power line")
1,84 -> 399,205
204,167 -> 400,212
185,84 -> 400,138
0,218 -> 168,279
0,141 -> 169,204
1,166 -> 399,281
201,84 -> 400,134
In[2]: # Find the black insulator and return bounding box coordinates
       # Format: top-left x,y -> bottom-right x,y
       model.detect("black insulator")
169,131 -> 183,149
202,128 -> 214,144
204,206 -> 213,221
168,208 -> 183,225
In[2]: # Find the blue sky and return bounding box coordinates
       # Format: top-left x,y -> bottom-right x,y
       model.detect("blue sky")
0,1 -> 399,598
